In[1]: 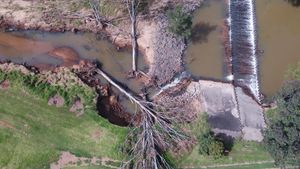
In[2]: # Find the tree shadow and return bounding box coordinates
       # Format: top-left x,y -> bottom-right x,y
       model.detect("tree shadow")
285,0 -> 300,7
191,22 -> 217,44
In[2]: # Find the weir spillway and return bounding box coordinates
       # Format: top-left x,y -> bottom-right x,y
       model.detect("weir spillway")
229,0 -> 261,102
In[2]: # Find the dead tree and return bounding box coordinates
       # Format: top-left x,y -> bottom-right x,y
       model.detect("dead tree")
126,0 -> 138,72
94,68 -> 186,169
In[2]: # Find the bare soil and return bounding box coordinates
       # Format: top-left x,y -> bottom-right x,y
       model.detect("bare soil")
50,151 -> 120,169
0,120 -> 15,129
0,79 -> 10,90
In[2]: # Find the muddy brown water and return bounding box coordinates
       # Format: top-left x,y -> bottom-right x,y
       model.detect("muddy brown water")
186,0 -> 300,97
185,0 -> 226,80
0,31 -> 148,114
256,0 -> 300,97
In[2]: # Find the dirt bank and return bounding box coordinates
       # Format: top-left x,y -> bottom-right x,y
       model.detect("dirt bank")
0,0 -> 101,32
0,61 -> 137,127
0,0 -> 203,86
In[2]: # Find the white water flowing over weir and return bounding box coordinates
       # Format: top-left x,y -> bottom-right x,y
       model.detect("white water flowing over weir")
229,0 -> 261,102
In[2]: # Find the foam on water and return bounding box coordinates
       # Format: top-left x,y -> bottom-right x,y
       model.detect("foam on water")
229,0 -> 261,102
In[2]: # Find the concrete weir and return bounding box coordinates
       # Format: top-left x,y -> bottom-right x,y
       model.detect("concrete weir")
155,79 -> 266,141
229,0 -> 261,102
155,0 -> 266,142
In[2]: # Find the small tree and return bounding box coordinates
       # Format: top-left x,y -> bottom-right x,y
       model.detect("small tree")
198,130 -> 224,159
167,6 -> 192,39
263,80 -> 300,168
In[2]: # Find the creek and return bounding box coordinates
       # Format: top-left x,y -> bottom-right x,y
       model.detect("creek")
0,31 -> 148,113
256,0 -> 300,97
184,0 -> 225,80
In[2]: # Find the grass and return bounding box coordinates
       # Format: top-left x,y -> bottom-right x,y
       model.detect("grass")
0,87 -> 127,169
265,108 -> 280,125
65,166 -> 113,169
177,141 -> 273,168
206,162 -> 276,169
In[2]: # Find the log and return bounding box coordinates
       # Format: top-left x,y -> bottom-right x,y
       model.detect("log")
126,0 -> 138,72
95,69 -> 157,120
131,0 -> 138,72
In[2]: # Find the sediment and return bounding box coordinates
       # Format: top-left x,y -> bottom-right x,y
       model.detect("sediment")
136,0 -> 203,86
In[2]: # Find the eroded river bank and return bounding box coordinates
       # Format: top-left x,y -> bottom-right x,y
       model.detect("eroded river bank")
0,0 -> 299,144
0,29 -> 266,142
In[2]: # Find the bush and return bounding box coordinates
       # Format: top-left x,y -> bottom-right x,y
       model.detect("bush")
198,132 -> 213,155
209,141 -> 224,159
192,114 -> 225,159
167,6 -> 192,39
198,131 -> 224,159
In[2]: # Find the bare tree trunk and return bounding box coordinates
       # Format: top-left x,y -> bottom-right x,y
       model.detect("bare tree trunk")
127,0 -> 138,72
95,68 -> 158,119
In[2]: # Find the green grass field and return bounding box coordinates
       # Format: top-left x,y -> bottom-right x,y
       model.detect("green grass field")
178,141 -> 274,168
0,88 -> 127,169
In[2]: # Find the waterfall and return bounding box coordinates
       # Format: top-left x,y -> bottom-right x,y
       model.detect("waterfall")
152,71 -> 191,98
226,0 -> 233,81
229,0 -> 261,102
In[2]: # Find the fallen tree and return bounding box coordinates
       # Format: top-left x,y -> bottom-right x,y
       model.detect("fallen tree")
94,68 -> 187,168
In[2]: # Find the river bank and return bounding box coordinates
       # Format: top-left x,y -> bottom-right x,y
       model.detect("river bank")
0,60 -> 141,127
0,0 -> 203,86
0,0 -> 267,142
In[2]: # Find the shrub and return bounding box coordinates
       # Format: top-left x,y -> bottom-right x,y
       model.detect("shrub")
194,114 -> 225,159
167,6 -> 192,39
209,141 -> 224,159
198,132 -> 213,155
198,131 -> 224,159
